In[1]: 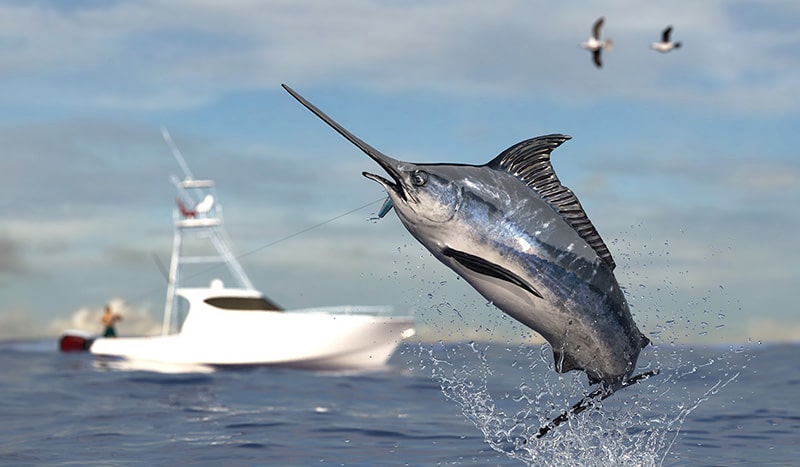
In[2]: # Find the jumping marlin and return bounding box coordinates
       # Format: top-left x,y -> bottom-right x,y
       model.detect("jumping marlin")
282,84 -> 652,410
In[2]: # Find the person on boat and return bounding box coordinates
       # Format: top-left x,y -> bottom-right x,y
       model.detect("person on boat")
101,305 -> 123,337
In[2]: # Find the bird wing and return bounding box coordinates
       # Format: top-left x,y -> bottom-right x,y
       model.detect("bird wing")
592,17 -> 605,39
592,49 -> 602,68
662,25 -> 673,43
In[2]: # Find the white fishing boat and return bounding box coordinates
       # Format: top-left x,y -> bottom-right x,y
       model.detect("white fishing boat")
68,131 -> 415,370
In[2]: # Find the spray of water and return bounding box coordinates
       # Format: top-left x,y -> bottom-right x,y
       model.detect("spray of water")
419,340 -> 744,466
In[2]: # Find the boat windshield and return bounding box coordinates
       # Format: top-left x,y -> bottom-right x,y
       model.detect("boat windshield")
204,296 -> 283,312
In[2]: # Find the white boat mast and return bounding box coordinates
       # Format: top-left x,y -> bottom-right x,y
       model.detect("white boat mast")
161,129 -> 254,335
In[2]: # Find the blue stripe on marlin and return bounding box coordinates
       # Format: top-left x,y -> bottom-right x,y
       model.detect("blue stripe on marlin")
282,84 -> 650,390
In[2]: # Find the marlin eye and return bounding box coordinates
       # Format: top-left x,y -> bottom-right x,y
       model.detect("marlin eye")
412,170 -> 428,186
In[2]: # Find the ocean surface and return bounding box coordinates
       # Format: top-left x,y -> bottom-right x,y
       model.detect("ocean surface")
0,339 -> 797,466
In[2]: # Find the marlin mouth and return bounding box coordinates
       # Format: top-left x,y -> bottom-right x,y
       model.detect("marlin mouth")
363,172 -> 396,190
363,171 -> 405,200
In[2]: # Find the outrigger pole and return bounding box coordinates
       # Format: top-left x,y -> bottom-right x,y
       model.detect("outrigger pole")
159,129 -> 254,335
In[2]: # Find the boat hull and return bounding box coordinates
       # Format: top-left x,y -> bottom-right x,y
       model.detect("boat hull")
89,309 -> 414,370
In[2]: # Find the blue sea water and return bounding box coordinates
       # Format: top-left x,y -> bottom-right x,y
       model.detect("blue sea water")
0,340 -> 797,466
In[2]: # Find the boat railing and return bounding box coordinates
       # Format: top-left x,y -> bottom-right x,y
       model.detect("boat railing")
290,305 -> 413,317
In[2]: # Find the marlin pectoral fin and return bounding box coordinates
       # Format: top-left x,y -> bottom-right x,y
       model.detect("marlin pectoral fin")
441,247 -> 543,299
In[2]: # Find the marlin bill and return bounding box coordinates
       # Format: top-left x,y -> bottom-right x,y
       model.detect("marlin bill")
282,84 -> 649,390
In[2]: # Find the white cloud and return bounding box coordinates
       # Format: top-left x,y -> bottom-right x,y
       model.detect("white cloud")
44,298 -> 161,338
0,298 -> 161,341
0,1 -> 798,113
0,233 -> 31,278
744,319 -> 800,344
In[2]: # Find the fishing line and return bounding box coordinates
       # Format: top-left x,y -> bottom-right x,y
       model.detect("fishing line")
128,197 -> 386,304
236,197 -> 385,260
182,196 -> 386,282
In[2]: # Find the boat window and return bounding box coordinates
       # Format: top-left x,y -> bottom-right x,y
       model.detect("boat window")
204,296 -> 283,311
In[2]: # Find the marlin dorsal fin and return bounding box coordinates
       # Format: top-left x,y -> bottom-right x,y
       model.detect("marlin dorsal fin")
486,134 -> 616,270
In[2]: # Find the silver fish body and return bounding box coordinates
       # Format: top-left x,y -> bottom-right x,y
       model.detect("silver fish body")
399,164 -> 646,387
283,84 -> 649,389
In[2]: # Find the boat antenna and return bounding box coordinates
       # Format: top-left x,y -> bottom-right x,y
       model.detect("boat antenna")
161,127 -> 195,180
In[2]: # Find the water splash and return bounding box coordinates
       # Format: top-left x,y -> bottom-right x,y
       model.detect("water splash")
419,341 -> 744,466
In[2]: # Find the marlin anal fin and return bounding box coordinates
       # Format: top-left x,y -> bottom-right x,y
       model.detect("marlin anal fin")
441,247 -> 543,299
486,134 -> 616,271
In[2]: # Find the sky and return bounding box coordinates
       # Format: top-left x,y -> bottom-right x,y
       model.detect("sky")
0,0 -> 798,345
